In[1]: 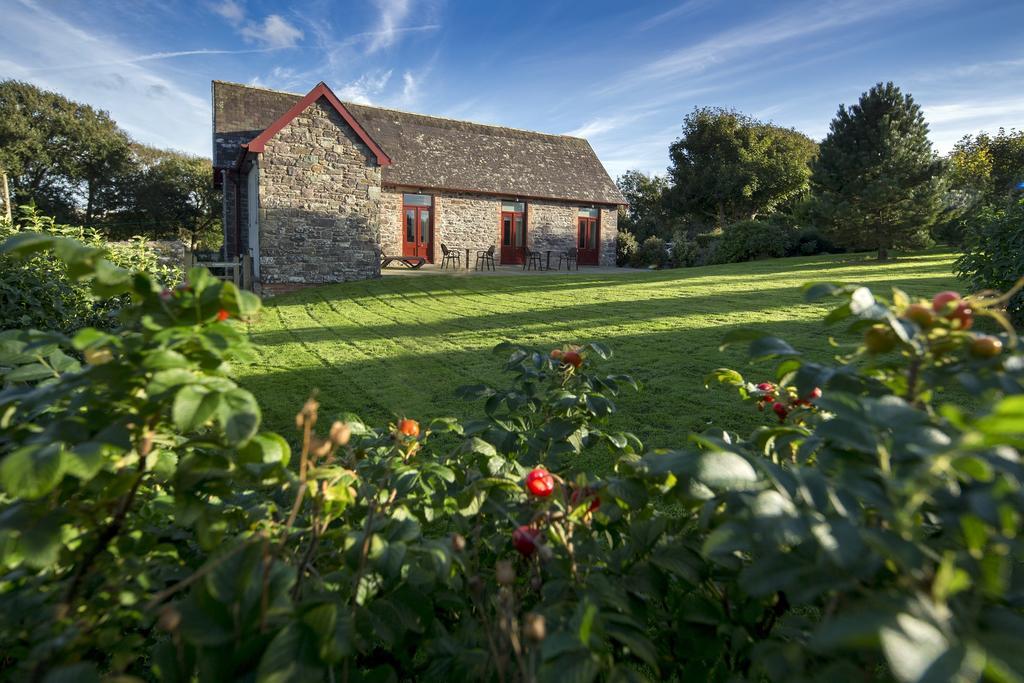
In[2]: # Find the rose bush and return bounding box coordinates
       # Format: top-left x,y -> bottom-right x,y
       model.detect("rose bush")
0,234 -> 1022,682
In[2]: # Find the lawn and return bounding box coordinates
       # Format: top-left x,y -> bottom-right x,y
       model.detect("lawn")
238,250 -> 959,460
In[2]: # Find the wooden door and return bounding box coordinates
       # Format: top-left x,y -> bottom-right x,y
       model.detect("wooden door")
403,206 -> 432,261
500,209 -> 525,264
577,216 -> 599,265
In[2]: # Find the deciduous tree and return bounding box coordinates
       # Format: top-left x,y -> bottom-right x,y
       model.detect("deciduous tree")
665,107 -> 817,228
615,170 -> 669,241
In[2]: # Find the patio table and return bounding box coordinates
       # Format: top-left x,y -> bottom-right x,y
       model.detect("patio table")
544,250 -> 554,270
464,248 -> 471,269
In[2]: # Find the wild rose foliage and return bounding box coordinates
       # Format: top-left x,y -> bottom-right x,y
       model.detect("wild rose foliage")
0,235 -> 1023,682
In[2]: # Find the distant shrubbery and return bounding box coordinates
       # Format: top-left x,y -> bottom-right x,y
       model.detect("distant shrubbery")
615,229 -> 638,266
0,206 -> 179,333
631,236 -> 667,268
955,199 -> 1024,326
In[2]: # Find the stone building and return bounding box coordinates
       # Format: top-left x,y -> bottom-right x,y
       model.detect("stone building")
213,81 -> 625,294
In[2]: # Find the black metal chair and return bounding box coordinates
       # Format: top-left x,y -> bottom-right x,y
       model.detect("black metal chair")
475,245 -> 496,271
440,243 -> 461,269
557,248 -> 578,271
524,248 -> 543,271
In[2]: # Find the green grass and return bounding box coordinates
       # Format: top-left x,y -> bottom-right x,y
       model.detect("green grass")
238,250 -> 959,456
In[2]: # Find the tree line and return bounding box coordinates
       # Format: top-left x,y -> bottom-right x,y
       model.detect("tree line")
0,80 -> 220,250
618,81 -> 1024,262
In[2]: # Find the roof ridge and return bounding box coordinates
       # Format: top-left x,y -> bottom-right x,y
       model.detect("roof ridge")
211,80 -> 587,142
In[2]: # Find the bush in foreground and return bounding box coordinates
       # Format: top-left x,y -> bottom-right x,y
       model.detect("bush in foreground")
1,234 -> 1023,682
0,206 -> 179,333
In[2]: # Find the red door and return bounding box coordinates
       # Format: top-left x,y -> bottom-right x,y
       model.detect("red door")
499,201 -> 526,264
403,206 -> 433,261
577,215 -> 599,265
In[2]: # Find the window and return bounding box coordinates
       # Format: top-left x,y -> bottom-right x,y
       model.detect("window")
502,201 -> 525,213
578,207 -> 600,218
403,193 -> 432,207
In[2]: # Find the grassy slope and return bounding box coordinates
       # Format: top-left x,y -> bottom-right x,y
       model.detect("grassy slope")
239,250 -> 958,465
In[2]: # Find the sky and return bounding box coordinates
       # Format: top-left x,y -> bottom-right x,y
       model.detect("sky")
2,0 -> 1022,179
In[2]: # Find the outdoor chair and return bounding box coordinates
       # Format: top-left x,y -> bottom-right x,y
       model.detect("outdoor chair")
524,248 -> 543,271
475,245 -> 496,271
440,243 -> 461,269
557,248 -> 578,271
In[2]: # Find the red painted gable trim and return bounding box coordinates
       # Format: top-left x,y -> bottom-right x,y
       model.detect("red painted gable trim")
242,82 -> 392,166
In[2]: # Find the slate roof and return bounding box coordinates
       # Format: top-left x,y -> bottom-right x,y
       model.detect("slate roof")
212,81 -> 626,205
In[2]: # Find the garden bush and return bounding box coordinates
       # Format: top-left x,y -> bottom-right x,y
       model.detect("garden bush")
1,233 -> 1023,682
669,230 -> 698,267
955,198 -> 1024,326
788,228 -> 842,256
615,229 -> 638,266
0,206 -> 179,334
630,235 -> 667,268
714,218 -> 797,263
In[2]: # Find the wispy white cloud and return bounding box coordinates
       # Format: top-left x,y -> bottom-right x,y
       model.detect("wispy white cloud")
635,0 -> 713,32
924,98 -> 1024,126
336,70 -> 393,105
21,48 -> 281,73
365,0 -> 440,53
2,0 -> 211,154
564,117 -> 625,139
609,0 -> 922,94
210,0 -> 244,25
241,14 -> 304,49
368,0 -> 410,52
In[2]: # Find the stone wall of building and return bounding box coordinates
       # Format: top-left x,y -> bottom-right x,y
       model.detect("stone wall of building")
378,188 -> 618,268
256,98 -> 383,290
599,206 -> 618,267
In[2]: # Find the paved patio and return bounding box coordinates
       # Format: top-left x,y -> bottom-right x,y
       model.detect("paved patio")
381,262 -> 651,277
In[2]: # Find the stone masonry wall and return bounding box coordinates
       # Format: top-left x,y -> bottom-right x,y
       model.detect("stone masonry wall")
599,207 -> 618,267
379,188 -> 617,267
257,97 -> 383,291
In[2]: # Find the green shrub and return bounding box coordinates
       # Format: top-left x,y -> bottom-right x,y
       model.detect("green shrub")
0,206 -> 179,333
615,229 -> 638,266
631,235 -> 667,267
669,231 -> 698,267
789,227 -> 842,256
1,234 -> 1023,682
955,199 -> 1024,326
715,218 -> 796,263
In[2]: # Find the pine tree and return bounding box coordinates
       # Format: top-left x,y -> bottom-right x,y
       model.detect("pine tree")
811,82 -> 944,260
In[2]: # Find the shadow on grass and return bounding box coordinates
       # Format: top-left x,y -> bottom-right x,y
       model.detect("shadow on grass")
248,274 -> 959,349
242,317 -> 840,455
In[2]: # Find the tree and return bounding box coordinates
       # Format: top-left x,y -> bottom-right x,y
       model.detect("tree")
811,82 -> 945,260
0,80 -> 134,225
615,170 -> 670,241
949,128 -> 1024,205
125,146 -> 221,250
665,107 -> 817,228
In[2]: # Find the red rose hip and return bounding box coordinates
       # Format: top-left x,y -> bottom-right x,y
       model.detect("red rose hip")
512,525 -> 541,557
525,468 -> 555,497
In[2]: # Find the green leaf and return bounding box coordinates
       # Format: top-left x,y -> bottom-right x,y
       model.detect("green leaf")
748,337 -> 800,360
4,363 -> 55,382
173,385 -> 221,432
217,388 -> 261,445
704,368 -> 744,388
0,444 -> 65,499
239,432 -> 291,468
256,623 -> 324,683
879,612 -> 950,683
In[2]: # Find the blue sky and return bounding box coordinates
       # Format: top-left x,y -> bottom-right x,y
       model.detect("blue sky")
2,0 -> 1022,178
